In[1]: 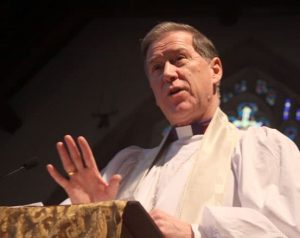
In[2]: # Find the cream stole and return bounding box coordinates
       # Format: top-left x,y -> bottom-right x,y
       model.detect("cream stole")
117,108 -> 239,224
179,108 -> 239,223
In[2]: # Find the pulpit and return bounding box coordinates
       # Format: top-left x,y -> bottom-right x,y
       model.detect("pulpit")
0,200 -> 163,238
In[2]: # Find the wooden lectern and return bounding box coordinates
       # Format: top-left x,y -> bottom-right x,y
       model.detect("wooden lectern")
0,200 -> 164,238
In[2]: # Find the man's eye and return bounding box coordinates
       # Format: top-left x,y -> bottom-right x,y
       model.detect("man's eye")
174,55 -> 186,65
177,55 -> 186,61
152,64 -> 163,72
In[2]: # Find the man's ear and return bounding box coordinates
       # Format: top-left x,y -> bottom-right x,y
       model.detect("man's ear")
210,57 -> 223,84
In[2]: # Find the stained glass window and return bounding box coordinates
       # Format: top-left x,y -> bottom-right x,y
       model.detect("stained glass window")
221,74 -> 300,148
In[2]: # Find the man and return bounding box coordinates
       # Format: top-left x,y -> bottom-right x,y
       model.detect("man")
47,22 -> 300,237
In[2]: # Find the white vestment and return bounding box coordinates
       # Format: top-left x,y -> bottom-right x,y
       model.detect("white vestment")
101,109 -> 300,238
61,109 -> 300,237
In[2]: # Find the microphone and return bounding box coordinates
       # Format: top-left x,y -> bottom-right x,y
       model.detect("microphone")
0,157 -> 39,180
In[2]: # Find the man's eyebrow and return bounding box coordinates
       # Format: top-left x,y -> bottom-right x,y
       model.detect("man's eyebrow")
147,56 -> 162,65
175,47 -> 188,53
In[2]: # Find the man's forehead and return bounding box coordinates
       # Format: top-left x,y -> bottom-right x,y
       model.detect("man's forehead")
146,31 -> 193,61
147,47 -> 188,64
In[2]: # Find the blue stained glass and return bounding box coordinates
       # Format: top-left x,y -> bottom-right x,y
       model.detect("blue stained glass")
266,89 -> 277,106
222,92 -> 234,103
234,80 -> 247,94
283,98 -> 292,121
256,80 -> 268,95
228,115 -> 237,122
258,117 -> 271,127
237,102 -> 258,117
296,108 -> 300,121
283,126 -> 298,140
230,102 -> 270,129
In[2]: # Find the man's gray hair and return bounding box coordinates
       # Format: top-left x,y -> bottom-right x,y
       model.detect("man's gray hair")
141,21 -> 219,60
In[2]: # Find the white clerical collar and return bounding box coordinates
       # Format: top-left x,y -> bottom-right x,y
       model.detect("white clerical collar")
175,125 -> 194,139
170,120 -> 211,141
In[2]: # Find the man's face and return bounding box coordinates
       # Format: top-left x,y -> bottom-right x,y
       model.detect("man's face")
146,31 -> 223,126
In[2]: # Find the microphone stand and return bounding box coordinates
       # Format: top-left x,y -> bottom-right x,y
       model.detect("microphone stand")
0,157 -> 39,181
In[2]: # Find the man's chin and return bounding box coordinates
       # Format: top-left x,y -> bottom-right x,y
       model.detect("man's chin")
174,102 -> 194,114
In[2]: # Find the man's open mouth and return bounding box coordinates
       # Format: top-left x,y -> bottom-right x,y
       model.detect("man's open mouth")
169,88 -> 183,96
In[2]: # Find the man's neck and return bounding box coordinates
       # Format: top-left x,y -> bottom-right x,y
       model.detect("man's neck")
172,105 -> 218,127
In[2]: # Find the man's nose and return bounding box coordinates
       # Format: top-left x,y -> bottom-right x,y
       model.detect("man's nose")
162,61 -> 177,83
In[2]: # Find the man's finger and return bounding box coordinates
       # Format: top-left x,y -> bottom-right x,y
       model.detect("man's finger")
107,174 -> 122,198
56,141 -> 76,173
77,136 -> 98,169
47,164 -> 69,189
64,135 -> 85,170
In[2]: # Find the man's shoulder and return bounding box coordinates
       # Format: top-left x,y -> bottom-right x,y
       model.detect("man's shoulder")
237,126 -> 299,153
239,126 -> 289,141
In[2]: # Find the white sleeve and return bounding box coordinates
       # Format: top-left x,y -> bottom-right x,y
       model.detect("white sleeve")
101,145 -> 145,182
199,127 -> 300,237
59,198 -> 71,205
200,206 -> 287,237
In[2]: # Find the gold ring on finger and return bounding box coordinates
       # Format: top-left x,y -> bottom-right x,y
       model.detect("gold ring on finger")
67,170 -> 76,176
